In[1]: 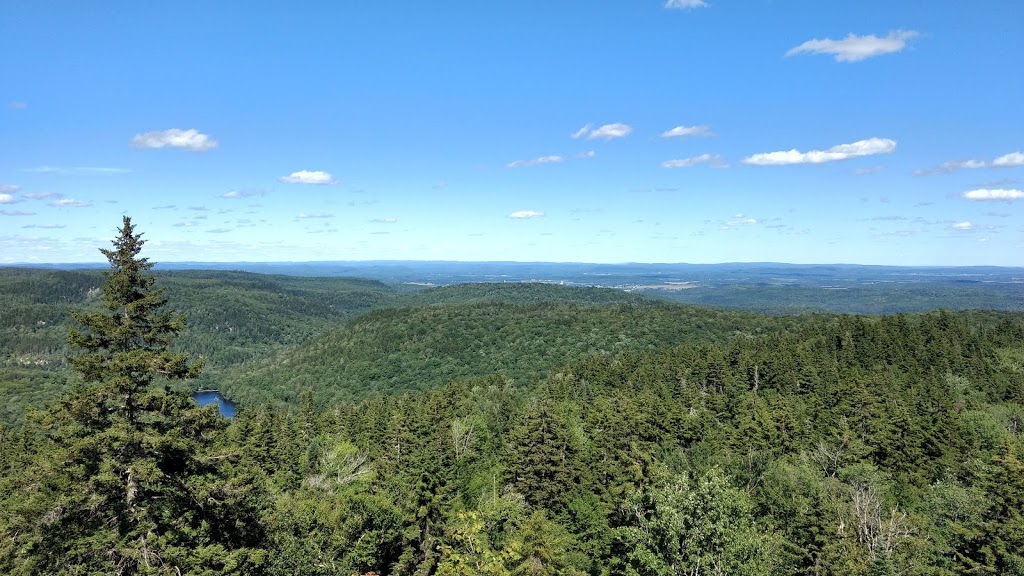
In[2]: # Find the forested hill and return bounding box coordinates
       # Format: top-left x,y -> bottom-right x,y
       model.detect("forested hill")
0,268 -> 401,422
213,298 -> 819,406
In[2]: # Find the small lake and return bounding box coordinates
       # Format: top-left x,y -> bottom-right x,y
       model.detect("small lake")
192,390 -> 238,417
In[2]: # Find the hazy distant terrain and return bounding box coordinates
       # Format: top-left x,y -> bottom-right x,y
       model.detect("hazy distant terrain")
15,261 -> 1024,314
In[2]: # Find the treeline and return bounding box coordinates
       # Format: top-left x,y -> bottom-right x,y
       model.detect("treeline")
4,309 -> 1023,574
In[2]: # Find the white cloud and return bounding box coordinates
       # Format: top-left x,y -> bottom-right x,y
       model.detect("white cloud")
664,0 -> 708,8
49,198 -> 92,208
0,194 -> 15,204
570,125 -> 591,139
661,125 -> 713,138
0,184 -> 19,194
722,216 -> 758,229
131,128 -> 218,151
221,190 -> 263,199
993,152 -> 1024,167
23,166 -> 131,175
296,212 -> 334,219
279,170 -> 338,184
786,30 -> 918,62
23,192 -> 62,200
951,222 -> 974,230
507,155 -> 564,168
662,153 -> 727,168
577,150 -> 596,159
572,123 -> 632,141
1,209 -> 34,216
743,137 -> 896,165
962,188 -> 1024,201
23,224 -> 65,229
9,101 -> 27,110
588,123 -> 632,140
370,217 -> 397,223
509,210 -> 545,219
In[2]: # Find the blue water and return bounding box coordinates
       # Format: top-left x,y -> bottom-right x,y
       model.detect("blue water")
192,390 -> 238,417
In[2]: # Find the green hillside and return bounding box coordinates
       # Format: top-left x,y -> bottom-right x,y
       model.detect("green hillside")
0,268 -> 401,422
213,292 -> 824,406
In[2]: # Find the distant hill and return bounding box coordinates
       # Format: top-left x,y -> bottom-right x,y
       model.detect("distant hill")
212,285 -> 821,407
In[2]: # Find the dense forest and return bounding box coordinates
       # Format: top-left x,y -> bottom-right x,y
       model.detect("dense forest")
2,219 -> 1024,575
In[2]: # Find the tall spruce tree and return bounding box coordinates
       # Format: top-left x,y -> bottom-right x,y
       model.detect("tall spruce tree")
1,217 -> 265,575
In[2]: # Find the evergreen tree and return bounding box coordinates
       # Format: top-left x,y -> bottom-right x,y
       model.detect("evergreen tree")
1,217 -> 265,575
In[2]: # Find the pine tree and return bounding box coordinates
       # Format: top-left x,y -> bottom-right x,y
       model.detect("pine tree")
2,217 -> 265,575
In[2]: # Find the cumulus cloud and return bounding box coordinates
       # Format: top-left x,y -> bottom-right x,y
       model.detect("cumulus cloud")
662,154 -> 727,168
743,137 -> 896,165
279,170 -> 338,184
48,198 -> 92,208
661,125 -> 713,138
507,155 -> 563,168
993,152 -> 1024,167
0,184 -> 19,194
951,222 -> 974,230
786,30 -> 918,62
664,0 -> 708,8
509,210 -> 545,219
571,123 -> 632,140
962,188 -> 1024,201
0,193 -> 16,204
131,128 -> 218,151
1,209 -> 34,216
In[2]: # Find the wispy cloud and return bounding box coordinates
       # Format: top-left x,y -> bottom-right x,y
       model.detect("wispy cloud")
1,209 -> 35,216
296,212 -> 334,219
9,101 -> 27,109
370,217 -> 397,223
662,153 -> 727,168
207,228 -> 232,234
23,224 -> 65,229
509,210 -> 545,219
722,214 -> 758,229
48,198 -> 92,208
23,192 -> 62,200
854,166 -> 885,175
279,170 -> 338,184
661,125 -> 713,138
0,193 -> 16,204
571,123 -> 632,140
131,128 -> 218,151
916,151 -> 1024,175
786,30 -> 918,62
153,204 -> 176,210
962,188 -> 1024,201
23,166 -> 131,175
951,222 -> 974,231
0,184 -> 19,194
664,0 -> 708,9
507,155 -> 563,168
221,190 -> 264,199
576,150 -> 596,159
743,138 -> 896,165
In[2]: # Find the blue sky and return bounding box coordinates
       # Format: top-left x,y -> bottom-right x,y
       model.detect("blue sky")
1,1 -> 1022,265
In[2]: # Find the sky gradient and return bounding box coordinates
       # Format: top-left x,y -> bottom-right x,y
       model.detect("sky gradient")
1,1 -> 1022,265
